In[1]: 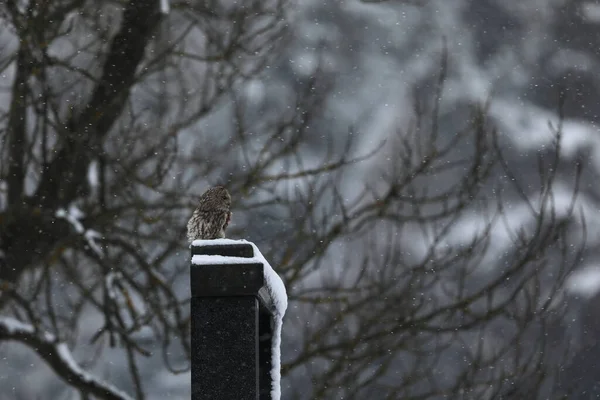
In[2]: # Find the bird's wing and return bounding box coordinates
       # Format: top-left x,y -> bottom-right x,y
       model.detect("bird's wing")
223,211 -> 232,229
216,209 -> 230,231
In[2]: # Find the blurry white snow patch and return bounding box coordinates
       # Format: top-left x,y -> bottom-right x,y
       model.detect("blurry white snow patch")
361,98 -> 408,149
582,2 -> 600,23
130,325 -> 154,341
566,267 -> 600,298
445,62 -> 493,103
152,370 -> 191,397
550,49 -> 595,72
84,230 -> 103,256
243,79 -> 266,105
87,160 -> 99,190
492,100 -> 600,170
290,51 -> 319,77
0,180 -> 7,210
191,238 -> 288,400
344,0 -> 417,23
0,316 -> 37,336
160,0 -> 170,14
56,206 -> 85,233
296,20 -> 342,44
445,182 -> 598,273
104,272 -> 122,302
56,205 -> 103,257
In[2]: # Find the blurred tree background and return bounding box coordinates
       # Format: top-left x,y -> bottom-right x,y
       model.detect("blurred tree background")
0,0 -> 598,399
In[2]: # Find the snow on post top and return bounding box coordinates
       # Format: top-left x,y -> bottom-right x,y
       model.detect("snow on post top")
191,238 -> 288,317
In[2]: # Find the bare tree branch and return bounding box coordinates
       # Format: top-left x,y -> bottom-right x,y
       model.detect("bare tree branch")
0,317 -> 134,400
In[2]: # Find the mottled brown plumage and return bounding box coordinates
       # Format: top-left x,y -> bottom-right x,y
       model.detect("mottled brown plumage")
187,186 -> 232,241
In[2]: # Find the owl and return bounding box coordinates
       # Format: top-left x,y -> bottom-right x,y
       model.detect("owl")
187,186 -> 232,241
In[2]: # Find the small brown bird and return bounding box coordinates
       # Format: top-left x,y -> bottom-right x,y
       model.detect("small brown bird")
187,186 -> 232,241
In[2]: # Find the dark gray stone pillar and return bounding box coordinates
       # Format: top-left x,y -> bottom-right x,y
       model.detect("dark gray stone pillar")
190,242 -> 275,400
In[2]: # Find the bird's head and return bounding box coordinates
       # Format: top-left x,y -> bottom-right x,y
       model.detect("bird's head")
198,186 -> 231,209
